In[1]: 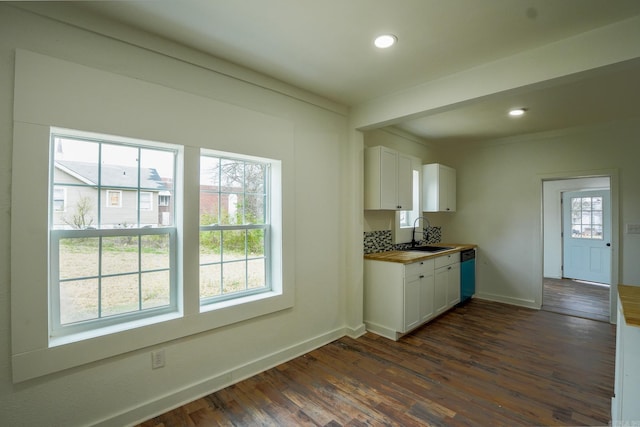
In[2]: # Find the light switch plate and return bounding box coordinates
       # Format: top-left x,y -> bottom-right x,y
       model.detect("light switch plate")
626,224 -> 640,234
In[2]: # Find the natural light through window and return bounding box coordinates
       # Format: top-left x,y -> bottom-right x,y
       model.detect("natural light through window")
49,129 -> 178,337
199,152 -> 271,304
400,170 -> 420,229
570,196 -> 603,240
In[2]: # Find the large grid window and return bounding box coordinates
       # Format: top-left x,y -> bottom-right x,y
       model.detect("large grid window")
199,153 -> 270,303
570,196 -> 603,239
49,130 -> 177,337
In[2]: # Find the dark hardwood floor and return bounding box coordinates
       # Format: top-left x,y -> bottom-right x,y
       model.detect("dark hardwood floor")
137,300 -> 616,427
542,278 -> 610,322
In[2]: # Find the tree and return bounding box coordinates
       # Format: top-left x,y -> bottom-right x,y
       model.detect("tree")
63,196 -> 94,229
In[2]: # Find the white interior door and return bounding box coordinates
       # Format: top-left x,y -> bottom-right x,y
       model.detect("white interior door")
562,190 -> 611,284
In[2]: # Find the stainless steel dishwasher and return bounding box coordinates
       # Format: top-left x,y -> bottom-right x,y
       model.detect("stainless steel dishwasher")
459,248 -> 476,304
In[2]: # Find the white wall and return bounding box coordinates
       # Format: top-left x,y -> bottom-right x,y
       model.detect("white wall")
437,120 -> 640,308
0,4 -> 356,426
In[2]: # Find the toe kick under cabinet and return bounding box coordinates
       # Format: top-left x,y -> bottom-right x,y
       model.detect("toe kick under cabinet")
364,252 -> 460,341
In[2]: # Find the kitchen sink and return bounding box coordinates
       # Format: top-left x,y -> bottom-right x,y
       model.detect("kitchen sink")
402,245 -> 454,253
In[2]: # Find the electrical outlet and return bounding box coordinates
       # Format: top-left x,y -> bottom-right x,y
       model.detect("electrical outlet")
151,349 -> 165,369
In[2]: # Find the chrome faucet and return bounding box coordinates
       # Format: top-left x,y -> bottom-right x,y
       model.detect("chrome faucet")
411,216 -> 430,247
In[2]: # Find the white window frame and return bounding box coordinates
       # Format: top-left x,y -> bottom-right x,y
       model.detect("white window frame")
106,189 -> 123,208
48,129 -> 179,340
199,151 -> 272,306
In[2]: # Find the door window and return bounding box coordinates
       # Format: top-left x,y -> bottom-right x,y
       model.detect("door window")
570,196 -> 603,239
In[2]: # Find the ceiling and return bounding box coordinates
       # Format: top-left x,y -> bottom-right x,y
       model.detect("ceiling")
72,0 -> 640,142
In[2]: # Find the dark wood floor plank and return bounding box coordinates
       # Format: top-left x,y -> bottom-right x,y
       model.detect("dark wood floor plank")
543,277 -> 610,322
136,300 -> 615,427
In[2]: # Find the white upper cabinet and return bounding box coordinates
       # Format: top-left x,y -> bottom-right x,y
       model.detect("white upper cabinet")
422,163 -> 456,212
364,146 -> 413,210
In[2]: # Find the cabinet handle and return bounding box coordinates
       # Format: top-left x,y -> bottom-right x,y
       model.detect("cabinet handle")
397,205 -> 402,209
448,266 -> 452,270
419,275 -> 424,278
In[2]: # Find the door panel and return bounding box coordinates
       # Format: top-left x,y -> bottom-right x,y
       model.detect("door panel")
562,190 -> 611,284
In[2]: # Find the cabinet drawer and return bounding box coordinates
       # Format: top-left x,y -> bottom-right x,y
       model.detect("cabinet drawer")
405,259 -> 434,278
434,252 -> 460,269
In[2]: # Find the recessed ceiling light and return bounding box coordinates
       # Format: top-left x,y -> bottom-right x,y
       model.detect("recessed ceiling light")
374,34 -> 397,49
509,108 -> 527,117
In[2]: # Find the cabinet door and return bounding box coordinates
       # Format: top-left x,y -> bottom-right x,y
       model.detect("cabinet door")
446,263 -> 461,307
379,147 -> 399,209
442,165 -> 456,212
404,275 -> 421,331
397,152 -> 413,210
423,163 -> 456,212
420,270 -> 435,322
434,266 -> 448,315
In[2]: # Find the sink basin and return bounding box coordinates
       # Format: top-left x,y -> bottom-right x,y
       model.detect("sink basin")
402,245 -> 454,253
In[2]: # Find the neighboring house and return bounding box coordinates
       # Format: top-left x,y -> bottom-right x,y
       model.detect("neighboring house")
53,160 -> 171,228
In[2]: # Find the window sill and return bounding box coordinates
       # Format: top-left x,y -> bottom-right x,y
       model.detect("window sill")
49,311 -> 183,348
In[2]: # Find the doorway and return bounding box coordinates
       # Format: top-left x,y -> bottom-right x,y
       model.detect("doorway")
542,176 -> 614,322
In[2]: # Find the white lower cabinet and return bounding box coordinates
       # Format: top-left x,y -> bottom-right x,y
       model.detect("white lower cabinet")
434,253 -> 460,315
612,295 -> 640,423
364,252 -> 460,341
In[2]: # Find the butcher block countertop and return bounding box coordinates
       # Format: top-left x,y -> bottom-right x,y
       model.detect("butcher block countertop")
618,284 -> 640,327
364,244 -> 476,264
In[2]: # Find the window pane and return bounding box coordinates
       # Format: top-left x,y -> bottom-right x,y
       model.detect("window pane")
221,158 -> 244,189
141,271 -> 170,309
100,144 -> 139,188
223,230 -> 246,261
246,194 -> 265,224
200,264 -> 222,298
54,190 -> 98,230
200,156 -> 220,186
54,137 -> 99,164
571,226 -> 582,238
59,237 -> 99,280
222,192 -> 242,225
101,275 -> 140,317
245,163 -> 265,193
247,258 -> 266,290
59,279 -> 99,324
140,192 -> 152,211
247,229 -> 265,257
571,198 -> 581,210
102,190 -> 138,228
200,156 -> 220,226
593,225 -> 603,238
102,236 -> 139,275
592,211 -> 603,225
53,187 -> 66,212
140,148 -> 174,190
222,260 -> 246,294
200,230 -> 222,263
141,234 -> 170,271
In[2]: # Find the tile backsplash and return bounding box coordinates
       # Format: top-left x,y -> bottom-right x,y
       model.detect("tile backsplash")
363,226 -> 442,254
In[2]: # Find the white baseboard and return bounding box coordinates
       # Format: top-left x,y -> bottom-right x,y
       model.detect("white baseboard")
345,323 -> 367,338
93,327 -> 349,427
475,293 -> 539,310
